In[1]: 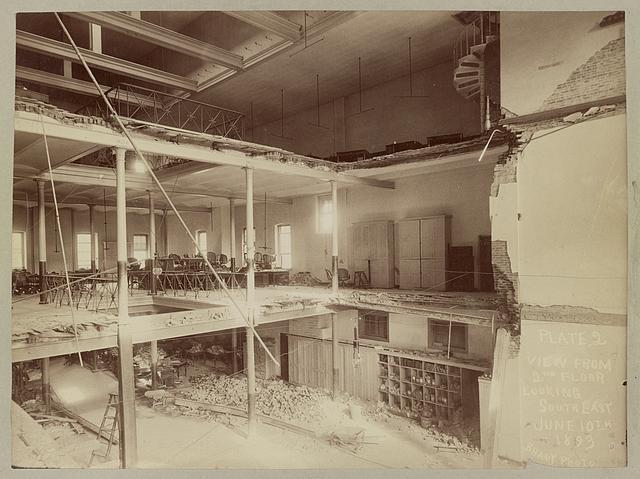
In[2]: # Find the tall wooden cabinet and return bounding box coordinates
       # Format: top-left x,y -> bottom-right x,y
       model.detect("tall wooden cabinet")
398,215 -> 451,290
352,220 -> 394,288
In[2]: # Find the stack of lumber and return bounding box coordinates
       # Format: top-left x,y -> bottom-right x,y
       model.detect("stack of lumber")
181,374 -> 323,424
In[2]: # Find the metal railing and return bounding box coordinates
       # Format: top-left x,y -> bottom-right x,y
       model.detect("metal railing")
76,83 -> 245,139
44,270 -> 247,311
453,12 -> 499,68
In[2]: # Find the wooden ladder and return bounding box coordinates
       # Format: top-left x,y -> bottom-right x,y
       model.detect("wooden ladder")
88,392 -> 119,467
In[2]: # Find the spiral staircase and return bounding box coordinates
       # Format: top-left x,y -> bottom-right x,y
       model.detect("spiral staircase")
453,13 -> 498,101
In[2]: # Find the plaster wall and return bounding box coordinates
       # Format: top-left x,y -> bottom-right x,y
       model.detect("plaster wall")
501,11 -> 624,115
517,114 -> 627,314
333,309 -> 493,362
18,207 -> 167,273
291,164 -> 495,287
252,61 -> 481,158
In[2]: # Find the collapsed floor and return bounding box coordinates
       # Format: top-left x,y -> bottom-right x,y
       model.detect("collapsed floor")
13,356 -> 484,469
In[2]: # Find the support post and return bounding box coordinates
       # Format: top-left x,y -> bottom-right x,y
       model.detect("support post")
41,357 -> 50,414
115,148 -> 137,468
231,329 -> 238,373
37,180 -> 47,304
229,198 -> 236,271
89,204 -> 97,273
332,312 -> 339,399
150,340 -> 158,390
331,181 -> 339,294
245,167 -> 257,437
148,192 -> 157,295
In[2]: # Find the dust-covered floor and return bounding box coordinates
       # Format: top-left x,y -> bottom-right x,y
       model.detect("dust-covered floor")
16,358 -> 485,469
132,399 -> 483,469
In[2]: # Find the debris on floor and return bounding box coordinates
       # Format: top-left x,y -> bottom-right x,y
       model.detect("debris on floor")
177,374 -> 324,425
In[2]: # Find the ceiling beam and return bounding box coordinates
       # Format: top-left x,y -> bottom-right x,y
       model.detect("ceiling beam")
16,30 -> 198,91
16,110 -> 394,189
17,65 -> 112,97
16,66 -> 157,110
13,195 -> 214,213
22,163 -> 290,205
224,11 -> 301,42
155,161 -> 222,180
64,12 -> 244,70
35,164 -> 239,198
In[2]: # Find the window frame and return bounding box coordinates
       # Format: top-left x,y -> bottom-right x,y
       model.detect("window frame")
275,224 -> 292,269
196,230 -> 207,256
316,194 -> 333,234
12,231 -> 26,270
428,319 -> 468,353
358,310 -> 390,342
132,234 -> 149,262
75,233 -> 97,270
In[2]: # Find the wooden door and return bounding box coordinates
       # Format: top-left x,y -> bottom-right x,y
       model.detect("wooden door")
398,220 -> 420,289
421,258 -> 446,290
420,217 -> 446,259
398,220 -> 420,259
353,221 -> 394,288
399,259 -> 421,289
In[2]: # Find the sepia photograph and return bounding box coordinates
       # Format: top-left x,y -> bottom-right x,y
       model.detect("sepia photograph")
3,1 -> 637,475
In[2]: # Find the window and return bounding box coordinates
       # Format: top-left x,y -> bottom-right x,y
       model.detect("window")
428,320 -> 468,353
196,230 -> 207,255
316,195 -> 332,234
358,311 -> 389,342
12,232 -> 26,269
76,233 -> 98,270
132,234 -> 148,262
275,224 -> 292,269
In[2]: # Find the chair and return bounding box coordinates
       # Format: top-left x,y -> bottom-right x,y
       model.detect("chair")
127,257 -> 141,271
262,254 -> 274,270
254,252 -> 264,270
207,251 -> 218,265
338,268 -> 350,286
218,253 -> 228,266
325,268 -> 350,287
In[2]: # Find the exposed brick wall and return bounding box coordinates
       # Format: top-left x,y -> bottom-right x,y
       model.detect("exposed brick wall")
490,155 -> 517,197
490,130 -> 528,197
540,37 -> 626,111
492,240 -> 520,328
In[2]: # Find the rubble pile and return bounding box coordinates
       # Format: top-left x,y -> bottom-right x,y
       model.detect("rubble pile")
180,374 -> 324,424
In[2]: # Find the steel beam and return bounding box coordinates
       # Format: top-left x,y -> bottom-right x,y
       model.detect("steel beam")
16,30 -> 198,91
65,12 -> 244,70
225,11 -> 301,41
17,65 -> 112,97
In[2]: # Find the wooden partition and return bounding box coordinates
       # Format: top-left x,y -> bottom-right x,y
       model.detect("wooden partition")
287,334 -> 378,401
